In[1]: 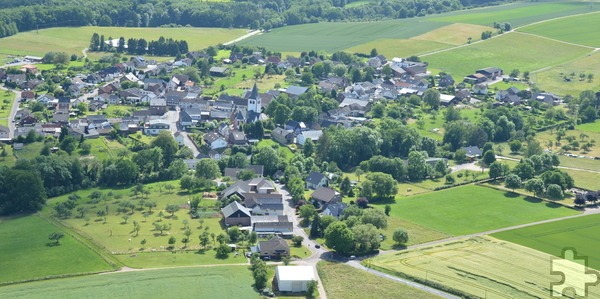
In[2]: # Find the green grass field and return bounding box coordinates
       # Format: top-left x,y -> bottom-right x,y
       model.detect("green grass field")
493,213 -> 600,270
0,215 -> 114,284
423,32 -> 592,78
257,138 -> 294,161
559,168 -> 599,190
519,12 -> 600,47
0,26 -> 247,58
0,91 -> 15,127
0,266 -> 257,299
532,51 -> 600,96
346,38 -> 449,59
369,236 -> 600,298
577,121 -> 600,133
317,261 -> 441,299
238,19 -> 448,53
411,23 -> 494,46
428,1 -> 596,27
376,185 -> 579,236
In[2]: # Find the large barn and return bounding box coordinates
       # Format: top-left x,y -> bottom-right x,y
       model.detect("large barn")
276,266 -> 316,293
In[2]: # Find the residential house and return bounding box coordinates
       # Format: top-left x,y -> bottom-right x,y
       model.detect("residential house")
57,97 -> 71,111
165,91 -> 186,109
476,67 -> 503,79
285,121 -> 307,134
322,202 -> 348,219
253,221 -> 293,236
284,86 -> 309,98
461,145 -> 483,161
306,171 -> 328,190
271,127 -> 295,145
0,125 -> 9,139
311,187 -> 341,205
463,73 -> 487,84
204,132 -> 228,149
296,130 -> 322,146
440,94 -> 459,106
473,83 -> 488,95
6,74 -> 26,85
438,75 -> 455,87
21,90 -> 35,101
174,132 -> 185,146
244,193 -> 284,215
149,97 -> 167,115
224,165 -> 264,179
229,130 -> 248,145
222,201 -> 252,226
533,92 -> 561,106
179,110 -> 193,127
253,236 -> 290,259
144,119 -> 170,135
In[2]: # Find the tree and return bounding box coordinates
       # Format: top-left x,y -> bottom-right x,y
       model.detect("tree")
352,223 -> 381,253
482,150 -> 496,166
248,232 -> 258,245
363,172 -> 397,199
307,280 -> 318,298
384,205 -> 391,216
488,162 -> 506,179
165,204 -> 180,217
299,204 -> 316,224
195,158 -> 221,179
215,244 -> 230,258
361,208 -> 387,229
423,89 -> 440,109
407,151 -> 429,181
546,184 -> 564,199
150,131 -> 178,166
291,235 -> 304,247
252,146 -> 282,175
153,223 -> 170,235
228,226 -> 242,243
434,160 -> 448,177
505,174 -> 522,192
199,231 -> 211,248
393,228 -> 409,245
324,222 -> 354,255
48,232 -> 65,245
303,139 -> 315,157
525,178 -> 545,197
310,214 -> 321,238
340,177 -> 352,195
509,140 -> 522,153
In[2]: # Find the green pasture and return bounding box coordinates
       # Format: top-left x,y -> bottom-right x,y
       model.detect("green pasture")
535,129 -> 600,157
0,26 -> 246,58
493,213 -> 600,270
238,19 -> 447,53
346,38 -> 449,58
0,215 -> 114,284
519,12 -> 600,47
577,121 -> 600,133
0,266 -> 257,299
560,168 -> 599,190
559,156 -> 600,171
317,261 -> 441,299
428,1 -> 595,27
376,185 -> 579,236
423,32 -> 592,77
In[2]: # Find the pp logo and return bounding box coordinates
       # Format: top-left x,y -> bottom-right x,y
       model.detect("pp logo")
551,248 -> 599,297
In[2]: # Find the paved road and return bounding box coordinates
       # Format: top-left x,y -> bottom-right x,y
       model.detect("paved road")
450,161 -> 485,173
163,108 -> 200,157
0,86 -> 20,139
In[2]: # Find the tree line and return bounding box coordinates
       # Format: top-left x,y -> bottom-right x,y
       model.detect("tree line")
0,0 -> 510,38
89,33 -> 189,56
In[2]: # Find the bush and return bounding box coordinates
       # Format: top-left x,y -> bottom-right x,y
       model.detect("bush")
215,244 -> 230,259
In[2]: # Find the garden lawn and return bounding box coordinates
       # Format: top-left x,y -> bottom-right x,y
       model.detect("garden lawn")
0,266 -> 257,299
578,121 -> 600,133
317,261 -> 441,299
423,32 -> 592,78
519,12 -> 600,48
427,1 -> 595,27
382,185 -> 579,235
0,215 -> 114,284
257,138 -> 294,161
492,213 -> 600,270
0,26 -> 246,58
114,250 -> 245,268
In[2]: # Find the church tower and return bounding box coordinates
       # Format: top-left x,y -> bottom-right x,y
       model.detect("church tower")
248,83 -> 261,113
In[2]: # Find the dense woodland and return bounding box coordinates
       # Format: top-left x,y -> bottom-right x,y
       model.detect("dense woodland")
0,0 -> 508,38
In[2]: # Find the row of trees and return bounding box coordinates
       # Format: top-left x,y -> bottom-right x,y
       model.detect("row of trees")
90,34 -> 189,56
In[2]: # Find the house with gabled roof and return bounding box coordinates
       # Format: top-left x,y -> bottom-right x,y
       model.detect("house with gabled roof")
222,201 -> 252,226
311,187 -> 341,205
252,236 -> 290,258
306,171 -> 328,189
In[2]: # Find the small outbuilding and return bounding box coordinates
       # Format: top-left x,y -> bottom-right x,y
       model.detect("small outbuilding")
276,266 -> 316,293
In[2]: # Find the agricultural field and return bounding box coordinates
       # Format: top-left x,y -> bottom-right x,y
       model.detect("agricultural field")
317,261 -> 441,299
423,32 -> 592,78
375,185 -> 579,236
428,1 -> 596,27
532,45 -> 600,96
379,215 -> 450,249
0,215 -> 115,284
346,39 -> 449,59
519,12 -> 600,48
0,26 -> 247,58
238,19 -> 447,53
0,266 -> 257,299
411,23 -> 494,46
493,213 -> 600,270
368,236 -> 600,298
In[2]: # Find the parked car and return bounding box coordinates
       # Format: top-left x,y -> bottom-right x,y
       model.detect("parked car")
314,244 -> 321,249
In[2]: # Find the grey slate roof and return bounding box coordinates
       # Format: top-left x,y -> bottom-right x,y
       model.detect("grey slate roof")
221,201 -> 251,218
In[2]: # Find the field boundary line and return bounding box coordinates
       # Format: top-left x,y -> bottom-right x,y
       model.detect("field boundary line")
515,10 -> 600,31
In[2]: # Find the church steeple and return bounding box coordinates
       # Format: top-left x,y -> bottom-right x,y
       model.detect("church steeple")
248,82 -> 261,113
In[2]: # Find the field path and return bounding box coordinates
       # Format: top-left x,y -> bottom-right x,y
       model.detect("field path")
82,47 -> 88,59
223,30 -> 261,46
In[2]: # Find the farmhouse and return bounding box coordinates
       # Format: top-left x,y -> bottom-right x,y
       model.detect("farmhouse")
476,67 -> 503,79
276,266 -> 316,293
222,201 -> 252,227
252,236 -> 290,259
271,127 -> 295,145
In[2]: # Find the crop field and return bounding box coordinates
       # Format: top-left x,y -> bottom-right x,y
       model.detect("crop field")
0,266 -> 257,299
423,32 -> 592,78
428,1 -> 596,27
238,19 -> 448,53
493,213 -> 600,271
520,12 -> 600,48
369,236 -> 600,299
317,261 -> 441,299
346,38 -> 449,58
411,23 -> 494,46
0,26 -> 247,58
377,185 -> 579,236
0,215 -> 114,284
